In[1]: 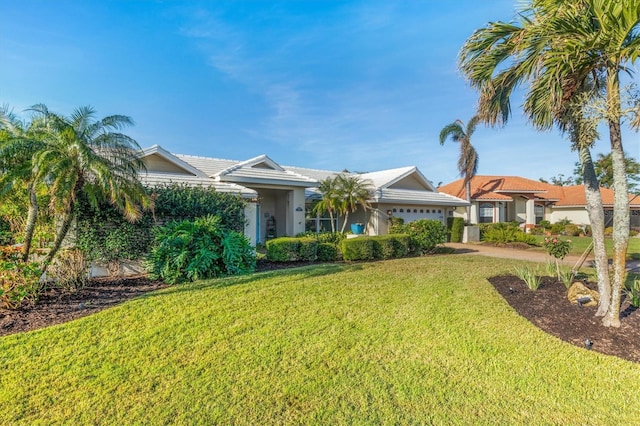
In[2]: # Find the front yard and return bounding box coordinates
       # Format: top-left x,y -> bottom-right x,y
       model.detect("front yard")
1,255 -> 639,424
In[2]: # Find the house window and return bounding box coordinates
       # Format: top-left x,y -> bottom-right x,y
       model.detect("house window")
479,203 -> 494,223
535,204 -> 545,224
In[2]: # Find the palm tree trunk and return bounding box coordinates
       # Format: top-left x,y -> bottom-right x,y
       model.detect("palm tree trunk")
602,70 -> 629,328
465,179 -> 472,223
340,211 -> 350,233
21,184 -> 38,263
42,209 -> 75,274
578,144 -> 610,316
329,211 -> 335,233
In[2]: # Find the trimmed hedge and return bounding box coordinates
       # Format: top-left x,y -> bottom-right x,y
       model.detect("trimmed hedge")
317,243 -> 339,262
447,217 -> 465,243
341,234 -> 410,261
266,238 -> 301,262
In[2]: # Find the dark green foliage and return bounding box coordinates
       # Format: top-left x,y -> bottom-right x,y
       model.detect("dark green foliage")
317,242 -> 339,261
295,231 -> 345,245
266,238 -> 301,262
447,217 -> 465,243
404,219 -> 448,255
151,184 -> 246,233
372,234 -> 410,259
298,238 -> 318,261
146,215 -> 255,284
341,237 -> 376,261
481,223 -> 538,245
75,185 -> 246,264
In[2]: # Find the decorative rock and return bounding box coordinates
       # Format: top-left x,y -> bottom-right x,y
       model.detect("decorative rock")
567,282 -> 599,307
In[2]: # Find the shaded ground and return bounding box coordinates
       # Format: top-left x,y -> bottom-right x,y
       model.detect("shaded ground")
0,276 -> 167,337
489,275 -> 640,363
1,260 -> 638,365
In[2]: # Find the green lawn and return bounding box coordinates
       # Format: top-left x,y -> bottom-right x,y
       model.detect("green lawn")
532,235 -> 640,259
1,255 -> 639,424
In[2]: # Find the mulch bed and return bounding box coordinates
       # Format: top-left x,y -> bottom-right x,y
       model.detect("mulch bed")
488,275 -> 640,363
0,276 -> 167,337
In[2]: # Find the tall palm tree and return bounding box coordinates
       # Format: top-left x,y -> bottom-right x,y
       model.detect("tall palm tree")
29,105 -> 151,271
439,116 -> 479,223
0,106 -> 46,261
334,174 -> 373,234
459,0 -> 640,326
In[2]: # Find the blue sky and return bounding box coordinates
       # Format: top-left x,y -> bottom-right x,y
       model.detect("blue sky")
1,0 -> 637,186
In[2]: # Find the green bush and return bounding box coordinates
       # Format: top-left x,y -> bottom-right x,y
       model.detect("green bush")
447,217 -> 465,243
266,238 -> 301,262
388,217 -> 405,234
375,234 -> 410,258
404,219 -> 447,255
298,238 -> 318,261
76,184 -> 247,266
0,246 -> 42,309
482,223 -> 537,245
341,238 -> 376,261
146,215 -> 255,284
317,243 -> 339,262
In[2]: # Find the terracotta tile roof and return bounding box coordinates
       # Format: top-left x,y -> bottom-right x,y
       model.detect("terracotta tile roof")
555,185 -> 640,207
438,176 -> 640,207
438,176 -> 551,201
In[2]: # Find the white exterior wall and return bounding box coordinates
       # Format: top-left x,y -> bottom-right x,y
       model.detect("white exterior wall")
244,202 -> 258,246
549,208 -> 590,226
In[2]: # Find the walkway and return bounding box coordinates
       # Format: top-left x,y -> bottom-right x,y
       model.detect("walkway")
444,242 -> 640,273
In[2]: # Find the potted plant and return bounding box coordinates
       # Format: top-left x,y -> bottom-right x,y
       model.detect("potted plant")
350,223 -> 365,235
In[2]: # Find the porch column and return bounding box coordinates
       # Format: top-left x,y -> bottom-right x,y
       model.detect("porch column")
525,198 -> 536,232
244,202 -> 258,246
291,188 -> 306,236
468,203 -> 478,224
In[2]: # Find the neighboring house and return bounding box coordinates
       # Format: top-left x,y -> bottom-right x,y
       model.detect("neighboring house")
139,145 -> 468,245
438,175 -> 640,229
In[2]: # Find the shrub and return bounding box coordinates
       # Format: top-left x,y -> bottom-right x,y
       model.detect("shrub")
146,215 -> 255,284
48,248 -> 89,289
513,265 -> 542,290
341,238 -> 376,261
388,217 -> 405,234
481,223 -> 537,245
298,238 -> 318,261
564,224 -> 582,236
266,238 -> 301,262
0,249 -> 42,309
404,219 -> 447,255
317,243 -> 339,262
625,276 -> 640,308
447,217 -> 465,243
538,220 -> 551,230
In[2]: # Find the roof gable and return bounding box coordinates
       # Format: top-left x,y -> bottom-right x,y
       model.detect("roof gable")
360,167 -> 436,192
140,145 -> 208,178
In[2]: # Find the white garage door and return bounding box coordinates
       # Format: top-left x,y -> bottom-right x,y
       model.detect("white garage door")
393,207 -> 445,224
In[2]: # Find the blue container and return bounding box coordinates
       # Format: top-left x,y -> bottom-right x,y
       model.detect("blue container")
350,223 -> 365,234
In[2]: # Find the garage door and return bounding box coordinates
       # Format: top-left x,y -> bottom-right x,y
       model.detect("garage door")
393,207 -> 444,224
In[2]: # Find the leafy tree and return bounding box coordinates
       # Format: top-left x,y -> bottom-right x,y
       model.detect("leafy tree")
573,153 -> 640,193
28,105 -> 151,271
458,0 -> 640,327
439,116 -> 479,223
539,174 -> 575,186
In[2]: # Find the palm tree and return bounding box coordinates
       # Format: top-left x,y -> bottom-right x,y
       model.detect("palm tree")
0,106 -> 47,262
458,0 -> 640,326
28,105 -> 151,271
334,174 -> 373,234
439,116 -> 479,223
312,176 -> 340,233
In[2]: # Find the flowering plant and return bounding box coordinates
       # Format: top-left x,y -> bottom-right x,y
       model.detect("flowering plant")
543,237 -> 571,260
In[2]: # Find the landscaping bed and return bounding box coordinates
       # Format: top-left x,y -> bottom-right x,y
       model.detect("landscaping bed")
489,275 -> 640,363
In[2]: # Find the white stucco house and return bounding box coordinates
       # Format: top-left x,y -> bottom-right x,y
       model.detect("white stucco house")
438,175 -> 640,229
138,145 -> 468,245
